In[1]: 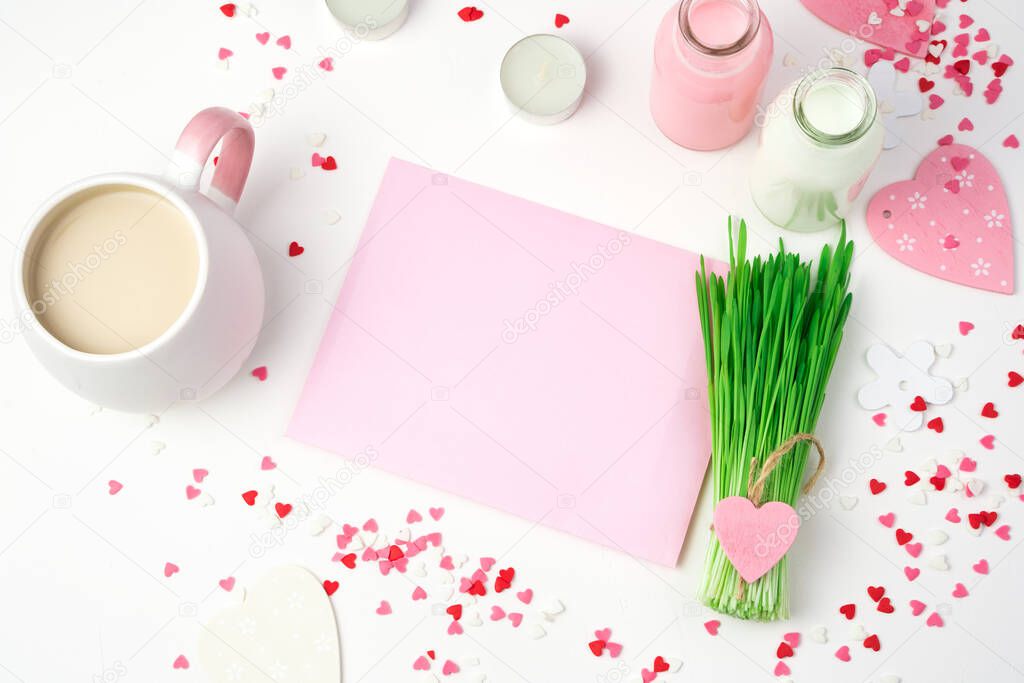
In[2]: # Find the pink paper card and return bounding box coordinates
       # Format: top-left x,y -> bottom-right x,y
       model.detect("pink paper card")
288,158 -> 720,566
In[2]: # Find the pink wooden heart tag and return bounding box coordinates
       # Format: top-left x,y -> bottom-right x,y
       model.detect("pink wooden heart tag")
867,144 -> 1013,294
713,497 -> 800,583
800,0 -> 936,58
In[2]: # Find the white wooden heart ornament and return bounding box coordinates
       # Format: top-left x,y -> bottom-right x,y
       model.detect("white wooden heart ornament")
198,566 -> 340,682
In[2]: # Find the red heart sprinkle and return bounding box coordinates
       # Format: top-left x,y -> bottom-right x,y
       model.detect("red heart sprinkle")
275,502 -> 292,518
1012,324 -> 1024,340
446,604 -> 463,621
219,3 -> 236,17
877,596 -> 895,613
589,640 -> 605,656
981,402 -> 999,418
896,529 -> 913,546
251,366 -> 268,381
457,6 -> 484,21
930,475 -> 947,491
938,134 -> 954,146
904,471 -> 920,486
869,478 -> 887,495
321,156 -> 338,171
241,490 -> 258,505
868,585 -> 886,602
653,656 -> 670,673
340,553 -> 357,569
288,241 -> 304,257
910,396 -> 927,411
954,59 -> 971,75
927,417 -> 944,433
1010,371 -> 1023,387
1005,474 -> 1022,489
323,579 -> 339,596
554,13 -> 570,28
468,580 -> 486,596
863,634 -> 881,651
777,642 -> 794,658
388,545 -> 404,561
839,603 -> 856,620
918,77 -> 935,92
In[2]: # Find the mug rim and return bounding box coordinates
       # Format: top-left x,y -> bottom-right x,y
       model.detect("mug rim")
14,172 -> 211,363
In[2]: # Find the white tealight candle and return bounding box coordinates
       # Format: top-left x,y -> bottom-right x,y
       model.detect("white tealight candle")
500,34 -> 587,125
325,0 -> 408,40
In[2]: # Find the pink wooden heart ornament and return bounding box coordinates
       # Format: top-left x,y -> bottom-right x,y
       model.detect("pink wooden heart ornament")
867,144 -> 1013,295
800,0 -> 935,58
713,497 -> 800,583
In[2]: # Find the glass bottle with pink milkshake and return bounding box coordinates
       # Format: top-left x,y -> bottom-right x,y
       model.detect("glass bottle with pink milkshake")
650,0 -> 773,151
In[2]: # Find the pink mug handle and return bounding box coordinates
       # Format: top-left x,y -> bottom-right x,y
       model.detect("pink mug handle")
165,107 -> 254,213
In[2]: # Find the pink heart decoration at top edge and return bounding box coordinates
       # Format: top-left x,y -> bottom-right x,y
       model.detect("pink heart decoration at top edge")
866,144 -> 1014,295
712,496 -> 799,584
800,0 -> 936,58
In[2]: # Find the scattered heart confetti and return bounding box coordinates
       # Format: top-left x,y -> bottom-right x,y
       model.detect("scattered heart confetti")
407,509 -> 423,524
108,480 -> 123,495
909,599 -> 927,616
319,57 -> 334,71
835,645 -> 851,662
323,579 -> 339,596
218,576 -> 235,591
864,634 -> 881,651
457,6 -> 484,22
442,660 -> 459,675
904,566 -> 920,581
927,416 -> 944,432
926,611 -> 944,627
879,512 -> 896,527
981,402 -> 999,418
870,478 -> 888,495
839,603 -> 856,620
1005,135 -> 1020,149
1009,371 -> 1023,387
958,321 -> 974,335
276,35 -> 291,49
554,13 -> 570,28
376,600 -> 392,615
164,562 -> 180,578
173,655 -> 189,670
219,3 -> 236,17
255,31 -> 269,44
288,241 -> 305,257
193,468 -> 209,483
980,434 -> 996,450
873,413 -> 887,426
972,558 -> 989,574
251,366 -> 268,381
952,582 -> 968,598
218,47 -> 233,60
704,620 -> 720,635
186,485 -> 201,500
275,502 -> 293,518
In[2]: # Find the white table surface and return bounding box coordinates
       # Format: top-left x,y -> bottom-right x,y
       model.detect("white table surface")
1,0 -> 1022,681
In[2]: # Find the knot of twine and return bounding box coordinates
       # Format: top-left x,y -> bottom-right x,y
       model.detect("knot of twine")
732,433 -> 826,601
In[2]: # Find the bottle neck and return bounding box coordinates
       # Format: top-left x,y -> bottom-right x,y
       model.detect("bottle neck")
793,68 -> 878,147
677,0 -> 761,56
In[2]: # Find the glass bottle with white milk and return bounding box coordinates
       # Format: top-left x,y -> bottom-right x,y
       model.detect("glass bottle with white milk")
750,67 -> 883,232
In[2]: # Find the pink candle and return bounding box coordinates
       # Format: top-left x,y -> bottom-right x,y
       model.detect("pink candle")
650,0 -> 773,151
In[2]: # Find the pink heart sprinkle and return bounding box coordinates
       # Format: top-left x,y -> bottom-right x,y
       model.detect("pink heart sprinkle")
406,509 -> 422,524
783,632 -> 800,647
878,512 -> 896,528
412,586 -> 427,600
490,606 -> 506,621
164,562 -> 179,578
193,468 -> 209,483
319,57 -> 334,71
439,556 -> 455,570
835,645 -> 851,662
864,49 -> 882,67
980,435 -> 996,450
272,66 -> 287,80
480,557 -> 496,571
935,464 -> 952,478
909,599 -> 927,616
185,485 -> 201,500
641,669 -> 656,683
929,94 -> 945,109
429,506 -> 445,520
938,134 -> 954,146
974,49 -> 989,65
894,57 -> 911,73
218,47 -> 233,60
276,35 -> 291,49
442,660 -> 459,675
517,588 -> 533,604
872,413 -> 887,426
364,518 -> 379,532
995,524 -> 1011,541
218,576 -> 235,591
704,620 -> 720,636
255,32 -> 270,44
926,611 -> 944,627
904,566 -> 920,581
376,600 -> 392,615
958,321 -> 974,336
260,456 -> 276,470
108,480 -> 123,495
906,542 -> 923,558
595,628 -> 612,642
959,15 -> 974,28
412,656 -> 430,671
774,661 -> 791,676
976,28 -> 990,41
172,655 -> 189,670
605,642 -> 623,658
958,117 -> 974,131
959,457 -> 977,472
946,507 -> 961,523
447,620 -> 464,635
362,547 -> 378,561
1004,135 -> 1020,149
952,582 -> 969,598
251,366 -> 268,381
973,558 -> 989,574
311,152 -> 324,167
508,612 -> 523,627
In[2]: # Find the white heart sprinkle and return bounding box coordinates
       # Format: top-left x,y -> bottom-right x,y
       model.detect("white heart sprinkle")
935,343 -> 952,357
541,599 -> 565,620
324,209 -> 341,225
307,514 -> 331,536
215,58 -> 230,70
879,675 -> 901,683
955,377 -> 969,392
809,625 -> 828,643
867,11 -> 882,25
907,490 -> 928,505
395,527 -> 411,542
527,624 -> 546,639
967,479 -> 985,496
926,530 -> 949,545
289,167 -> 305,180
199,492 -> 216,507
848,624 -> 868,640
256,88 -> 275,104
783,53 -> 798,67
839,496 -> 858,510
916,19 -> 931,32
987,494 -> 1005,509
885,437 -> 903,452
465,611 -> 482,627
150,441 -> 166,455
921,458 -> 938,475
928,554 -> 950,571
663,657 -> 683,672
144,414 -> 160,428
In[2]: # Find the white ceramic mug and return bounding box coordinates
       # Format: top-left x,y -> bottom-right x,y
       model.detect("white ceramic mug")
13,107 -> 265,412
